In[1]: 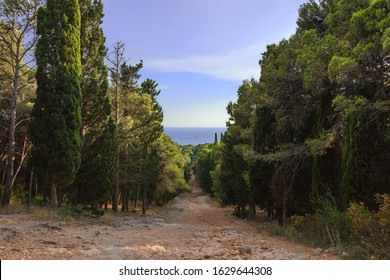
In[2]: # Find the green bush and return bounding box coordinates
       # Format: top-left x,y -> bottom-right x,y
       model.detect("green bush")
347,195 -> 390,259
314,194 -> 351,246
269,223 -> 299,242
282,194 -> 390,259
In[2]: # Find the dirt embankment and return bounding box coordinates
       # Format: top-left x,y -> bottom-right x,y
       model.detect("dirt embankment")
0,174 -> 337,260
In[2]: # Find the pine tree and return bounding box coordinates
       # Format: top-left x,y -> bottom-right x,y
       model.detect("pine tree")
29,0 -> 82,208
0,0 -> 41,206
72,0 -> 117,210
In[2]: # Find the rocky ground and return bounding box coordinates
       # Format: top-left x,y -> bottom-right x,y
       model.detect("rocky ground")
0,175 -> 338,260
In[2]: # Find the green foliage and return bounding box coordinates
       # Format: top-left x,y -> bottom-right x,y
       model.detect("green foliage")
328,56 -> 358,85
32,195 -> 44,205
194,144 -> 215,193
340,109 -> 365,209
313,193 -> 351,243
74,117 -> 117,207
72,0 -> 117,209
296,0 -> 328,36
269,224 -> 299,241
30,0 -> 82,208
346,195 -> 390,259
281,193 -> 351,249
58,203 -> 84,219
217,0 -> 390,232
306,132 -> 335,157
382,28 -> 390,53
155,135 -> 191,205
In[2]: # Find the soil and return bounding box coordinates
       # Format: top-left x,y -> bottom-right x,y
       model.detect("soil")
0,174 -> 338,260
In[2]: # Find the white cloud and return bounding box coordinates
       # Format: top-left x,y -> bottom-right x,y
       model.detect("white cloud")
145,43 -> 264,81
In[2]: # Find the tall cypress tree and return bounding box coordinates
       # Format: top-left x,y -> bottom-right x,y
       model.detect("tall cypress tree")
29,0 -> 82,208
72,0 -> 117,209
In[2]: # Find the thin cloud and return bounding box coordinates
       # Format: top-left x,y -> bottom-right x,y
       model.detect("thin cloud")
145,43 -> 264,81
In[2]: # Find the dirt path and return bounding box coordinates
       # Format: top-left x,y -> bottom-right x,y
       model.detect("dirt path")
0,174 -> 337,260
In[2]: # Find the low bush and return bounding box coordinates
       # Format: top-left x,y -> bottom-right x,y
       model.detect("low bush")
346,194 -> 390,259
274,194 -> 390,259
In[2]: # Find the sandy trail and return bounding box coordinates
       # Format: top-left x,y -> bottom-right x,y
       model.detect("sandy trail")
0,174 -> 337,260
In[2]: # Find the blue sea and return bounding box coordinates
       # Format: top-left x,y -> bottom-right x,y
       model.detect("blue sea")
164,127 -> 227,146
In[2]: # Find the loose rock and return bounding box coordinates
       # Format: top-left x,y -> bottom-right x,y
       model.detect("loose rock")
291,253 -> 310,260
313,248 -> 323,255
239,246 -> 252,255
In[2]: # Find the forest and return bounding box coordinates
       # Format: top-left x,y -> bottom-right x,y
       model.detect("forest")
194,0 -> 390,259
0,0 -> 191,215
1,0 -> 390,260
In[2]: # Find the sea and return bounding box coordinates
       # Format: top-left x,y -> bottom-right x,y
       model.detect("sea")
164,127 -> 227,146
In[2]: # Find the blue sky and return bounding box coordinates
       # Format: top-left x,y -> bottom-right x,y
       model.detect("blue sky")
101,0 -> 307,127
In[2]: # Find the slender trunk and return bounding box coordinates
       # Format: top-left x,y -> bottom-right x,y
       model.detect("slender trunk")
135,185 -> 140,209
282,185 -> 286,227
11,135 -> 30,188
125,191 -> 128,212
35,176 -> 38,197
121,192 -> 125,212
113,154 -> 119,212
251,200 -> 256,216
2,70 -> 19,207
2,165 -> 6,185
142,186 -> 147,214
28,171 -> 33,207
112,51 -> 120,213
121,188 -> 127,212
50,181 -> 58,209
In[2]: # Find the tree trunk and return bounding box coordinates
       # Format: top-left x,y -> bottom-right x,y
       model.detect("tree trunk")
112,55 -> 120,213
135,185 -> 140,209
142,186 -> 147,214
11,135 -> 30,188
121,189 -> 128,212
282,186 -> 287,227
50,181 -> 59,209
28,171 -> 33,207
2,79 -> 18,207
112,154 -> 119,212
251,199 -> 256,216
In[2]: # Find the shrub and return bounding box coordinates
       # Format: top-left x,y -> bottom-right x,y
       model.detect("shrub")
269,223 -> 299,241
347,195 -> 390,259
313,194 -> 351,246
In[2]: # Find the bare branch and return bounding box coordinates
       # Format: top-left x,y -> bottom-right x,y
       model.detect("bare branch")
15,117 -> 30,128
11,134 -> 31,188
0,123 -> 9,131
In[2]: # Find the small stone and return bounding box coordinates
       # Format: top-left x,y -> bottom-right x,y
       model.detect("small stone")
273,252 -> 290,260
50,226 -> 62,231
260,252 -> 274,259
341,252 -> 350,258
291,253 -> 310,260
313,248 -> 323,255
239,246 -> 252,255
325,247 -> 338,255
149,245 -> 166,253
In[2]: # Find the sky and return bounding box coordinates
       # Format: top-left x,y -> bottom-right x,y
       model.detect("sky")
101,0 -> 307,127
